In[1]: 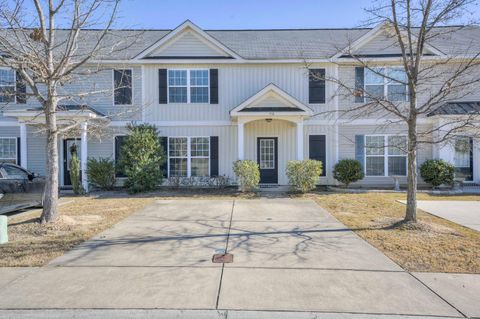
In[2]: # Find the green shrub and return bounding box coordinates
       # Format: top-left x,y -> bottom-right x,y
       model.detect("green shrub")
87,157 -> 116,190
333,159 -> 365,187
120,124 -> 166,193
69,144 -> 84,195
233,160 -> 260,192
420,159 -> 455,188
286,159 -> 323,193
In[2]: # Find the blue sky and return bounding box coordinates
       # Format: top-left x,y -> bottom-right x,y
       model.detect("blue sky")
116,0 -> 378,29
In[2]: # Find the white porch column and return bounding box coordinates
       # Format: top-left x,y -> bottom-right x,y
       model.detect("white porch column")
296,121 -> 304,160
80,121 -> 88,192
19,123 -> 27,168
238,121 -> 245,160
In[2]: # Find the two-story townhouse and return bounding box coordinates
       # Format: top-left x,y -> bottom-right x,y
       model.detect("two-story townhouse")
1,20 -> 479,190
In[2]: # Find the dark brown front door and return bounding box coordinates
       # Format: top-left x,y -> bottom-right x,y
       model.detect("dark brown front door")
257,137 -> 278,184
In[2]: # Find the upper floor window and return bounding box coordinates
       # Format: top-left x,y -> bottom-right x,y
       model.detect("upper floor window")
365,135 -> 407,177
113,69 -> 132,105
168,69 -> 209,103
364,67 -> 407,102
0,137 -> 17,164
0,69 -> 16,103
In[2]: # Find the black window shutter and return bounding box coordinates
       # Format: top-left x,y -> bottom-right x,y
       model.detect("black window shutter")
309,135 -> 326,176
114,136 -> 127,177
159,136 -> 168,177
17,137 -> 21,165
309,69 -> 325,104
210,69 -> 218,104
210,136 -> 219,176
355,67 -> 365,103
159,69 -> 168,104
16,72 -> 26,104
355,135 -> 365,169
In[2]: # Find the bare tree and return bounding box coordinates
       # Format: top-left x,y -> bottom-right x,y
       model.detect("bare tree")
0,0 -> 138,223
309,0 -> 480,223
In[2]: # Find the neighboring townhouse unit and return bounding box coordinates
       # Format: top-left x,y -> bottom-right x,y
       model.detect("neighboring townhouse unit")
1,20 -> 480,189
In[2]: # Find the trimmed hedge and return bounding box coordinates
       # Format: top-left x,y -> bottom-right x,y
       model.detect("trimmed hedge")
333,159 -> 365,187
87,157 -> 116,190
233,160 -> 260,192
286,159 -> 323,193
420,159 -> 455,188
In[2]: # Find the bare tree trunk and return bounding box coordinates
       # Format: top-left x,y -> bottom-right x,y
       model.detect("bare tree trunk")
405,116 -> 418,223
41,101 -> 59,223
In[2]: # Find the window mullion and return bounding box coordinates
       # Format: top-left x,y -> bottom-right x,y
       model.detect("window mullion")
187,70 -> 190,104
384,136 -> 388,176
187,137 -> 191,178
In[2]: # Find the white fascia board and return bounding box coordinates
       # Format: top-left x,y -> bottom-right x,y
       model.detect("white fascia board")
134,20 -> 243,60
109,120 -> 234,127
88,58 -> 332,65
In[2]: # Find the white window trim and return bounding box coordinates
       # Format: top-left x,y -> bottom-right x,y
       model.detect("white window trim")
0,67 -> 16,104
167,69 -> 210,104
167,136 -> 211,178
113,68 -> 134,106
364,67 -> 408,102
0,137 -> 17,164
364,134 -> 407,177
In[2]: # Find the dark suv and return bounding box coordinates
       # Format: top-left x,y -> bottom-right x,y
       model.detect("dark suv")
0,163 -> 45,214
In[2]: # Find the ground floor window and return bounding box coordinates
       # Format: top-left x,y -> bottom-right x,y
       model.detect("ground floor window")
365,135 -> 407,176
454,136 -> 473,181
168,137 -> 210,177
0,137 -> 17,164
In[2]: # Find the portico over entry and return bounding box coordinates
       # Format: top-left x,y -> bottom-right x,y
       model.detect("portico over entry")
3,105 -> 105,191
230,84 -> 313,184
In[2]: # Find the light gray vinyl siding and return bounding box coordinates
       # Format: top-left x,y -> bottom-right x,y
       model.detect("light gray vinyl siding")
150,31 -> 229,57
0,66 -> 142,122
0,125 -> 19,137
338,124 -> 432,186
144,63 -> 335,122
354,31 -> 401,55
26,126 -> 47,175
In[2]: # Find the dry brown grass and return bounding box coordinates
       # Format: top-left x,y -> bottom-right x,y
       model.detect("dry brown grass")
0,195 -> 155,267
0,188 -> 251,267
312,193 -> 480,273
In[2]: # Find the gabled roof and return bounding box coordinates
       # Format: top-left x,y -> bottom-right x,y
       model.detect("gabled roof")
2,23 -> 479,61
134,20 -> 242,60
230,84 -> 313,117
332,21 -> 445,59
428,101 -> 480,117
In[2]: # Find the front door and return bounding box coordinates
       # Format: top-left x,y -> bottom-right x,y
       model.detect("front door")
63,139 -> 81,186
257,137 -> 278,184
454,137 -> 473,182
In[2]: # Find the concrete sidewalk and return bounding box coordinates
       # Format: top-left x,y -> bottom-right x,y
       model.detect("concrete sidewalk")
0,199 -> 478,318
415,200 -> 480,231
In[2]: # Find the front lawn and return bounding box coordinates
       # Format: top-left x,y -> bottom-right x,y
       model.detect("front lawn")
313,193 -> 480,273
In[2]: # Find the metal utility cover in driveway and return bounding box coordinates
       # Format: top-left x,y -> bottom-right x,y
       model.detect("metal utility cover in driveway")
0,199 -> 467,317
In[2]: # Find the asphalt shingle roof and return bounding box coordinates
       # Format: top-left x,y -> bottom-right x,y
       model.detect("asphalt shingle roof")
2,25 -> 480,60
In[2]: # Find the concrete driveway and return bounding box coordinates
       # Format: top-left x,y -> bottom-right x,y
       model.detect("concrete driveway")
415,200 -> 480,231
0,199 -> 472,318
